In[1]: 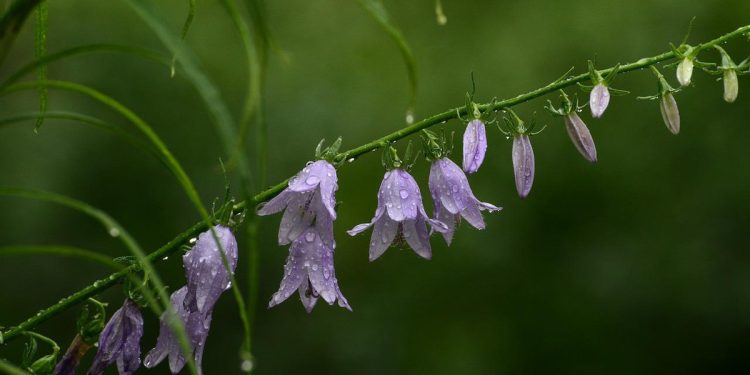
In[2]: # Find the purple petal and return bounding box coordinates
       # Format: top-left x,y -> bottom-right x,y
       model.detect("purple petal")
429,158 -> 470,214
660,93 -> 680,135
269,240 -> 307,308
256,189 -> 292,216
88,299 -> 143,375
590,84 -> 610,118
183,226 -> 238,315
564,112 -> 598,162
462,119 -> 487,174
315,161 -> 339,218
512,135 -> 535,199
433,203 -> 456,245
402,216 -> 432,260
287,160 -> 328,192
369,215 -> 398,261
461,203 -> 485,229
277,191 -> 315,245
297,278 -> 318,313
381,169 -> 421,221
144,288 -> 190,372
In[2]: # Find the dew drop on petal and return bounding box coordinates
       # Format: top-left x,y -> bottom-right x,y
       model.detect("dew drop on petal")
399,190 -> 409,199
305,231 -> 316,242
306,176 -> 320,185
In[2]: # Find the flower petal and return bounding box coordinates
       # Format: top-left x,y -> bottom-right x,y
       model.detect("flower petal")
564,111 -> 598,162
462,119 -> 487,174
434,203 -> 456,246
382,169 -> 420,221
269,239 -> 307,308
402,216 -> 432,259
298,277 -> 318,313
183,226 -> 238,315
512,135 -> 535,199
659,93 -> 680,135
590,84 -> 610,118
256,189 -> 292,216
277,191 -> 315,245
316,161 -> 339,218
287,160 -> 328,192
369,215 -> 398,261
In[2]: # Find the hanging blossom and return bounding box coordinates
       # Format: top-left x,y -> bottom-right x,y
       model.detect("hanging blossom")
88,299 -> 144,375
589,84 -> 610,119
499,109 -> 540,199
585,61 -> 625,119
547,90 -> 597,162
144,226 -> 237,374
714,46 -> 742,103
643,66 -> 681,135
269,227 -> 351,312
348,146 -> 448,261
462,119 -> 487,174
257,159 -> 337,246
428,152 -> 500,245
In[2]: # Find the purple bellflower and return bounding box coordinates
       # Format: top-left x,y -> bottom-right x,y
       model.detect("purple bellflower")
88,299 -> 144,375
143,287 -> 211,374
144,226 -> 238,374
428,157 -> 501,245
348,161 -> 448,261
269,227 -> 351,312
546,90 -> 597,162
499,109 -> 540,199
462,119 -> 487,174
257,159 -> 337,246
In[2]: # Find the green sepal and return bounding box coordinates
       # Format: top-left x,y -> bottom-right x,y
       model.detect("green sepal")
76,298 -> 107,345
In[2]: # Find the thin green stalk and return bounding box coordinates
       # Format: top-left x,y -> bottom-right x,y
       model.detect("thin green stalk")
0,245 -> 123,270
2,23 -> 748,349
0,359 -> 30,375
32,0 -> 46,131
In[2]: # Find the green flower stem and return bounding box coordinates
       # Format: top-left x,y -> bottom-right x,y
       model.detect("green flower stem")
2,23 -> 748,346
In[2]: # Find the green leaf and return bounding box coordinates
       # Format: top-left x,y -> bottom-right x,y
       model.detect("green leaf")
0,0 -> 44,66
33,1 -> 47,132
355,0 -> 418,118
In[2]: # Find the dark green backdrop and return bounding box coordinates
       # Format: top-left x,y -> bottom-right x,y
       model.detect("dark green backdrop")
1,0 -> 749,373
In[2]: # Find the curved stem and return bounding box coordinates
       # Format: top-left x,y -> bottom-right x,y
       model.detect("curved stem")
2,23 -> 748,346
0,245 -> 123,270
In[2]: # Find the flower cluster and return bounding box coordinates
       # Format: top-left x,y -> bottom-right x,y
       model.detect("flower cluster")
259,140 -> 351,312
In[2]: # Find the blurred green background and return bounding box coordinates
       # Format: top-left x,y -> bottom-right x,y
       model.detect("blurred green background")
1,0 -> 750,374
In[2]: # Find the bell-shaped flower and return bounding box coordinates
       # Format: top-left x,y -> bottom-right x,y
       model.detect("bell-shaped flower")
462,119 -> 487,174
143,287 -> 212,375
512,134 -> 535,199
182,225 -> 238,316
88,299 -> 144,375
428,157 -> 500,245
257,160 -> 337,245
348,168 -> 447,261
564,111 -> 597,162
269,227 -> 351,312
589,83 -> 610,118
724,69 -> 739,103
659,93 -> 680,135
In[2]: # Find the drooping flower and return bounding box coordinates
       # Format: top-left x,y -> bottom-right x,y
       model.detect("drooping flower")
676,57 -> 694,87
182,225 -> 238,315
269,227 -> 351,312
512,134 -> 535,199
348,168 -> 448,261
143,287 -> 212,375
428,157 -> 500,245
257,160 -> 337,246
145,226 -> 238,374
589,83 -> 610,118
659,93 -> 680,135
462,119 -> 487,174
724,69 -> 739,103
563,111 -> 597,162
88,299 -> 144,375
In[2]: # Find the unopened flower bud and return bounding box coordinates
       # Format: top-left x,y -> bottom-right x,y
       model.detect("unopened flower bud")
723,69 -> 738,103
676,57 -> 694,87
563,112 -> 597,162
589,83 -> 610,118
659,93 -> 680,135
512,135 -> 534,199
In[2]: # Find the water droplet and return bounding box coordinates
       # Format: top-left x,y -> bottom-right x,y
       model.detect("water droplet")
241,359 -> 254,373
162,256 -> 169,261
324,268 -> 331,279
347,158 -> 355,163
451,185 -> 459,193
108,228 -> 120,237
305,232 -> 316,242
306,176 -> 320,185
399,190 -> 409,199
312,264 -> 319,271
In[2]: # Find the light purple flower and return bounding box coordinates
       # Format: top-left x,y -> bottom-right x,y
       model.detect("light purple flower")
88,299 -> 143,375
257,160 -> 337,245
348,169 -> 448,261
143,287 -> 212,375
659,93 -> 680,135
462,119 -> 487,174
269,227 -> 351,312
589,83 -> 610,118
428,158 -> 501,245
564,111 -> 597,162
182,225 -> 238,315
512,135 -> 535,199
